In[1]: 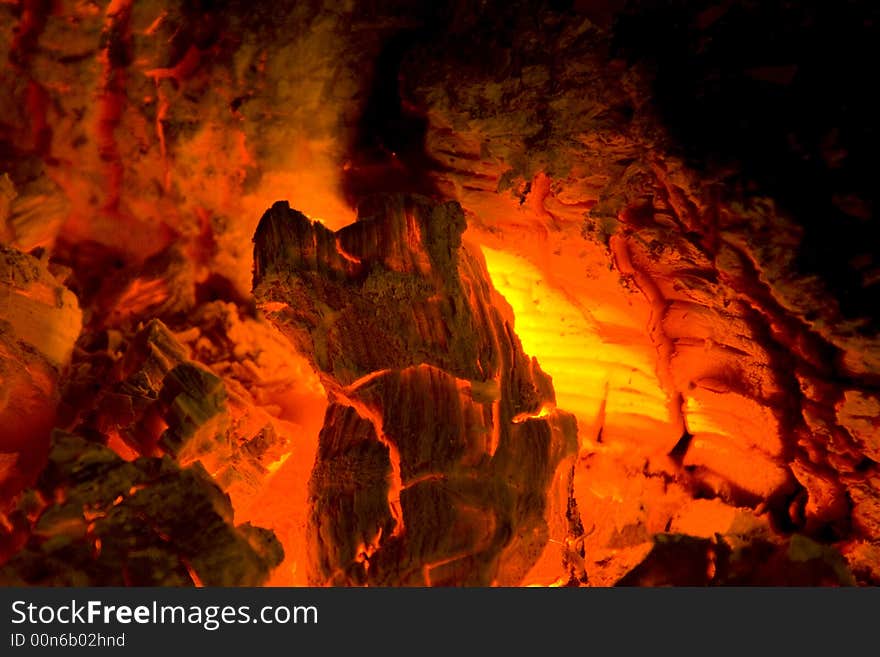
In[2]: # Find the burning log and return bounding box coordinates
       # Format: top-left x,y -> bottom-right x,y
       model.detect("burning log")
253,195 -> 580,585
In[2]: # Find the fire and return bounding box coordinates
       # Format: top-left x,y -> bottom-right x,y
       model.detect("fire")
481,245 -> 678,450
0,0 -> 876,588
478,236 -> 800,585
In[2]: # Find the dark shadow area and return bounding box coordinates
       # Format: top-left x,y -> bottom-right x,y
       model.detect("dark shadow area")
341,29 -> 444,208
613,0 -> 880,330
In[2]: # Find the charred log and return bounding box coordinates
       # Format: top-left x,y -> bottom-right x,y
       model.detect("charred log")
253,194 -> 579,585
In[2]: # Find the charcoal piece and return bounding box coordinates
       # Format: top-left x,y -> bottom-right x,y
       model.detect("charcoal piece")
0,431 -> 282,586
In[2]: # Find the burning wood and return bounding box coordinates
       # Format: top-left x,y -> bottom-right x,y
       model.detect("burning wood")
253,195 -> 580,585
0,0 -> 878,587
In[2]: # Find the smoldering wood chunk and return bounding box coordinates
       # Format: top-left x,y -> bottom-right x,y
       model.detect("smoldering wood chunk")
310,367 -> 577,586
71,320 -> 186,449
0,245 -> 82,501
836,391 -> 880,463
616,532 -> 854,586
253,196 -> 495,386
85,319 -> 202,453
0,431 -> 282,586
254,194 -> 579,585
0,245 -> 82,368
74,319 -> 283,497
0,169 -> 69,253
120,318 -> 190,397
158,363 -> 229,462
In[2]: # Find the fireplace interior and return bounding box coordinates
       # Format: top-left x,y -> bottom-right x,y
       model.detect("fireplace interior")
0,0 -> 878,586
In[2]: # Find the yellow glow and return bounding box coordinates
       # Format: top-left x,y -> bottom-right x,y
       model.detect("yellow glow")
480,246 -> 676,450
